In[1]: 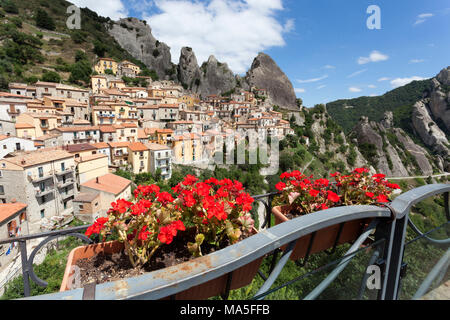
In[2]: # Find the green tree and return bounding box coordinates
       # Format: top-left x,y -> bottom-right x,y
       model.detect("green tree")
1,0 -> 18,14
35,9 -> 56,31
41,71 -> 61,83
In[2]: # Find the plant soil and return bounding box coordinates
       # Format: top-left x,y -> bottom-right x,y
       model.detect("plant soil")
75,230 -> 253,287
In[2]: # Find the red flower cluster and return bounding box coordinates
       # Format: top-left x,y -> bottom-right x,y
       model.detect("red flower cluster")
85,217 -> 109,237
85,175 -> 256,265
158,220 -> 186,245
276,168 -> 401,216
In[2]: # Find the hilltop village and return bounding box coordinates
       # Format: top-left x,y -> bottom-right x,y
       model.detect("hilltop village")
0,56 -> 295,252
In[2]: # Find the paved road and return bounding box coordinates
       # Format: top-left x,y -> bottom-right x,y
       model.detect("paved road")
387,173 -> 450,181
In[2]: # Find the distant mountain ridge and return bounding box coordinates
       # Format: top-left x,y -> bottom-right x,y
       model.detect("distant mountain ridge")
327,79 -> 433,134
107,17 -> 299,110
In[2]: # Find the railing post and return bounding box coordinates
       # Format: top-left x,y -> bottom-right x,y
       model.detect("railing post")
18,240 -> 31,297
376,202 -> 410,300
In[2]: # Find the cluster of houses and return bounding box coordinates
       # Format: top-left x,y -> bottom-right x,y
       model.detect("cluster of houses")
0,58 -> 296,276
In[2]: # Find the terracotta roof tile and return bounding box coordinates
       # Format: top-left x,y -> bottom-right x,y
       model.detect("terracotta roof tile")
81,174 -> 131,196
0,203 -> 27,223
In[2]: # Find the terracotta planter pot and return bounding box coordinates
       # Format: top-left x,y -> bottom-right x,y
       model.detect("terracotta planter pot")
272,205 -> 372,261
61,229 -> 262,300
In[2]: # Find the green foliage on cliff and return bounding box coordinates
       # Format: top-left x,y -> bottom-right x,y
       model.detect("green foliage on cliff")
327,79 -> 432,134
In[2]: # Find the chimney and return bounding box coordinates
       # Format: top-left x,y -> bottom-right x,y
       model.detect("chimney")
96,177 -> 99,184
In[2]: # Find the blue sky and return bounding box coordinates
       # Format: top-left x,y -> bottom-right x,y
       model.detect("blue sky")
72,0 -> 450,107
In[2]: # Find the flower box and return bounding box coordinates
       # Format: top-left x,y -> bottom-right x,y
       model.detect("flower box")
61,228 -> 262,300
272,168 -> 400,261
272,205 -> 372,261
60,175 -> 260,300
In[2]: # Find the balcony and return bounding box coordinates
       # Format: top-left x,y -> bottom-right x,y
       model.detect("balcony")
35,187 -> 54,197
57,179 -> 74,188
55,166 -> 75,176
61,189 -> 75,199
29,171 -> 54,183
2,184 -> 449,301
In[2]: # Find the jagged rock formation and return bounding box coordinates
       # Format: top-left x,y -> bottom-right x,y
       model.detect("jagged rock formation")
177,47 -> 202,92
245,53 -> 298,111
411,67 -> 450,171
108,18 -> 174,80
350,113 -> 434,176
110,21 -> 297,107
198,55 -> 237,97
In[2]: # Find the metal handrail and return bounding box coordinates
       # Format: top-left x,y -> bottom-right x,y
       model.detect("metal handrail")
0,183 -> 447,300
23,205 -> 392,300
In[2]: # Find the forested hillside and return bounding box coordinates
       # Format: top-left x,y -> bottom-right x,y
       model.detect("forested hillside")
0,0 -> 156,89
326,79 -> 432,134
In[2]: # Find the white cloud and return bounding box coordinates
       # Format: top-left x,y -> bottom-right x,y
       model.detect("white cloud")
297,75 -> 328,83
414,13 -> 434,25
349,87 -> 362,93
144,0 -> 293,74
295,88 -> 306,93
390,76 -> 426,88
322,65 -> 335,69
316,85 -> 326,89
347,69 -> 367,78
409,59 -> 425,64
378,77 -> 390,82
368,84 -> 376,89
70,0 -> 128,20
358,50 -> 389,65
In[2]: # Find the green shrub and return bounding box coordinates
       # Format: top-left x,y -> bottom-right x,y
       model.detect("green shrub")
41,71 -> 61,83
35,8 -> 56,31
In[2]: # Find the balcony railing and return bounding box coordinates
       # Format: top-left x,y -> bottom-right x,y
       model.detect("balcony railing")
0,184 -> 449,300
55,166 -> 75,176
35,187 -> 54,197
29,172 -> 54,182
57,179 -> 74,188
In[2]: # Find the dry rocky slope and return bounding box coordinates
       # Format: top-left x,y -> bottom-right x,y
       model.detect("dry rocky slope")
108,18 -> 298,111
349,112 -> 435,177
108,18 -> 175,80
411,67 -> 450,171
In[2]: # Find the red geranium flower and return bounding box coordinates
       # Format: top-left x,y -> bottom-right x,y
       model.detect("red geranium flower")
276,182 -> 286,191
182,175 -> 198,186
365,192 -> 375,198
309,189 -> 320,197
327,191 -> 340,203
138,226 -> 152,241
377,194 -> 389,203
110,199 -> 133,214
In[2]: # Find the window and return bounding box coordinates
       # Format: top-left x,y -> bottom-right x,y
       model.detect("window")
0,185 -> 4,195
38,167 -> 44,177
79,204 -> 84,210
61,162 -> 65,171
40,182 -> 45,192
20,212 -> 26,224
40,210 -> 45,219
3,145 -> 6,150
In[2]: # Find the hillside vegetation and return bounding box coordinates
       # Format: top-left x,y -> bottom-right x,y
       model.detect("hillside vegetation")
327,79 -> 432,134
0,0 -> 156,88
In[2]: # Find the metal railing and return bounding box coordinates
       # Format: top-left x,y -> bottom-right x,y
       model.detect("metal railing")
0,184 -> 448,300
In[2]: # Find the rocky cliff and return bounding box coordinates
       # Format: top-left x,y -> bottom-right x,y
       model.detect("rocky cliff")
108,18 -> 175,80
109,20 -> 298,109
245,53 -> 298,111
177,47 -> 202,91
350,112 -> 435,176
411,67 -> 450,171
